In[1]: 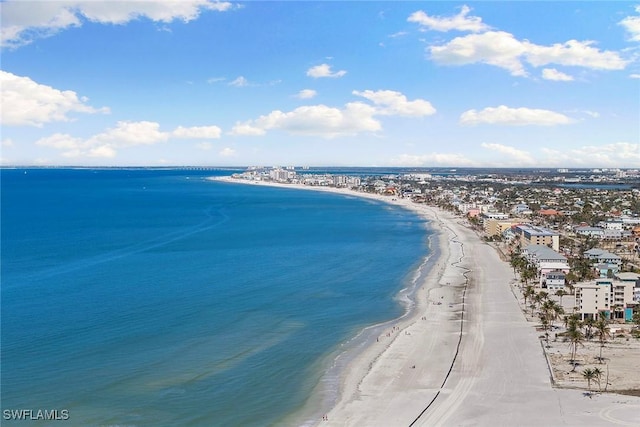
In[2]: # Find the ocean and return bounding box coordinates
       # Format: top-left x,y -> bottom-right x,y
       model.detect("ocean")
1,168 -> 431,426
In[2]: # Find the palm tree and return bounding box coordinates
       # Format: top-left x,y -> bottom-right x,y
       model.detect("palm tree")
583,368 -> 596,391
523,285 -> 535,306
567,317 -> 584,371
533,293 -> 544,312
595,315 -> 610,364
555,289 -> 567,306
509,252 -> 525,278
593,367 -> 604,391
583,317 -> 595,341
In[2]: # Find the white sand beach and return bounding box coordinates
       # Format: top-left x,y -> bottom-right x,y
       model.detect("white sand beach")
211,177 -> 640,426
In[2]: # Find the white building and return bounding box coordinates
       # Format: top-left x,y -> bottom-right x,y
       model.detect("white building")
574,280 -> 612,321
522,245 -> 570,289
575,226 -> 605,239
583,248 -> 622,267
574,275 -> 638,322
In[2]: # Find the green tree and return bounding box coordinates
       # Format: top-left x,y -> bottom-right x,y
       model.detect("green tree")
567,316 -> 584,371
523,285 -> 535,306
583,317 -> 595,341
595,315 -> 610,363
555,289 -> 567,306
593,367 -> 604,391
582,368 -> 596,391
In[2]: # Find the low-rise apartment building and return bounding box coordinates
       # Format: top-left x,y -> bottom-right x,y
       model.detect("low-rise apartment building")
574,275 -> 638,322
513,224 -> 560,251
522,245 -> 570,289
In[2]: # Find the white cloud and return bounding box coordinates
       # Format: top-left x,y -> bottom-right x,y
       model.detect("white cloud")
296,89 -> 317,99
89,121 -> 170,146
219,147 -> 236,157
630,73 -> 640,79
480,143 -> 535,165
390,153 -> 475,167
36,133 -> 85,150
430,31 -> 528,76
229,123 -> 266,136
196,142 -> 213,150
229,76 -> 249,87
1,0 -> 234,48
231,103 -> 380,138
231,89 -> 435,138
408,5 -> 489,33
525,40 -> 627,70
460,105 -> 573,126
306,64 -> 347,78
541,142 -> 640,167
429,31 -> 627,76
2,138 -> 14,147
619,6 -> 640,41
207,77 -> 226,84
35,121 -> 221,159
352,90 -> 436,116
172,125 -> 222,139
389,31 -> 408,38
541,68 -> 574,81
0,71 -> 109,127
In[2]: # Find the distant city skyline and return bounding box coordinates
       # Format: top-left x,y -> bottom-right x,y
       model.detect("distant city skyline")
1,1 -> 639,167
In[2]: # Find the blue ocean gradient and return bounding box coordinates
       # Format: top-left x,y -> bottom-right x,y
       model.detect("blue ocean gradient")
1,168 -> 429,426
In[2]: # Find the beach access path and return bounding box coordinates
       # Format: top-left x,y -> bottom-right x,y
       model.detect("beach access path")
210,177 -> 640,426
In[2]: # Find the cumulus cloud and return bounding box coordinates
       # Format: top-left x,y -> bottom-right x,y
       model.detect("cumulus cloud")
408,5 -> 489,33
231,89 -> 435,138
430,31 -> 528,76
196,142 -> 213,150
219,147 -> 236,157
172,125 -> 222,139
1,0 -> 234,48
306,64 -> 347,78
630,73 -> 640,79
460,105 -> 573,126
542,68 -> 574,81
480,142 -> 535,165
429,31 -> 627,76
541,142 -> 640,167
352,90 -> 436,116
296,89 -> 317,99
525,40 -> 627,70
231,103 -> 380,138
229,76 -> 249,87
35,121 -> 221,158
1,71 -> 109,126
619,6 -> 640,41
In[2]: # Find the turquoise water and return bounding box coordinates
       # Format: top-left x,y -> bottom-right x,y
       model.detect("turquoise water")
1,168 -> 429,426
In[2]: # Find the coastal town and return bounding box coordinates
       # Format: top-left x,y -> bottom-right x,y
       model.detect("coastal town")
229,166 -> 640,398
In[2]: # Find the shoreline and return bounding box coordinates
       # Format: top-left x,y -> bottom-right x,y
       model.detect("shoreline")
209,176 -> 640,426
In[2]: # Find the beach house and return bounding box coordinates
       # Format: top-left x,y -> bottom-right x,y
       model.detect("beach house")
521,244 -> 570,290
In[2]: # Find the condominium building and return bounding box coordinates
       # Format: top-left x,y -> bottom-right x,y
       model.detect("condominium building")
484,218 -> 529,237
574,275 -> 638,322
512,224 -> 560,251
574,280 -> 612,321
522,245 -> 570,289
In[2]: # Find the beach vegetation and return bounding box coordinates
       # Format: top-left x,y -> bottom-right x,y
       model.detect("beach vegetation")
582,368 -> 597,391
595,315 -> 610,363
567,315 -> 584,370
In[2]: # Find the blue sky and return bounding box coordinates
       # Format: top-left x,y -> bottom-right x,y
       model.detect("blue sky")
1,1 -> 639,167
